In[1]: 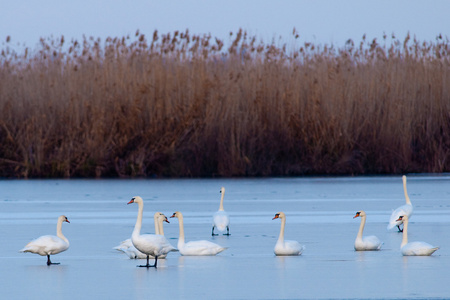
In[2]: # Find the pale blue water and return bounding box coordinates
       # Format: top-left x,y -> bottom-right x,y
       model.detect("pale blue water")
1,175 -> 449,299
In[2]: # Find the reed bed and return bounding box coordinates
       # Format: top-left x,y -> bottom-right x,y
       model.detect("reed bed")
0,29 -> 449,178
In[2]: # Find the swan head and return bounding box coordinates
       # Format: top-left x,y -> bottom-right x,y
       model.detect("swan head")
170,211 -> 182,219
60,215 -> 70,223
272,212 -> 285,220
396,215 -> 408,222
353,210 -> 366,219
127,196 -> 143,205
160,214 -> 170,223
220,187 -> 225,194
154,212 -> 169,223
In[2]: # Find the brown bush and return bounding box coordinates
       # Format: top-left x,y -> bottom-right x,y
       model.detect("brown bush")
0,29 -> 449,178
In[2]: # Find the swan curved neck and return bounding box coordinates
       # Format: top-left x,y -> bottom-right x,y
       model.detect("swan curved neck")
219,191 -> 225,211
56,217 -> 68,243
356,215 -> 366,241
403,176 -> 411,205
401,217 -> 409,247
177,214 -> 185,245
277,216 -> 286,243
133,201 -> 144,237
157,217 -> 165,235
154,214 -> 160,235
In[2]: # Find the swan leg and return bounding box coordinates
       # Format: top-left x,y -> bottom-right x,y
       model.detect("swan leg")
223,226 -> 230,236
137,255 -> 157,268
47,255 -> 60,266
212,226 -> 218,236
397,224 -> 403,232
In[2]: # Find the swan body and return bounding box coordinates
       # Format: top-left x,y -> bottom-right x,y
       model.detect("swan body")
272,212 -> 304,256
212,187 -> 230,236
114,212 -> 170,259
171,211 -> 227,256
353,211 -> 383,251
20,215 -> 70,265
388,175 -> 413,231
128,196 -> 177,267
397,215 -> 439,256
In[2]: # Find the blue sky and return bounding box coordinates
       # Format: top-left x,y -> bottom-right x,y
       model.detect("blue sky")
2,0 -> 449,49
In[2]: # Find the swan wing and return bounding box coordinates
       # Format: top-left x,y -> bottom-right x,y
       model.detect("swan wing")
274,240 -> 304,256
387,204 -> 413,229
181,240 -> 227,256
20,235 -> 69,256
132,234 -> 177,257
213,211 -> 230,231
356,235 -> 383,251
402,242 -> 439,256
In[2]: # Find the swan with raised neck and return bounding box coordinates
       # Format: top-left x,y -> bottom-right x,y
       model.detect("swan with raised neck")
20,215 -> 70,265
128,196 -> 177,267
171,211 -> 227,256
353,210 -> 383,251
212,187 -> 230,236
387,175 -> 414,232
272,212 -> 304,256
396,215 -> 439,256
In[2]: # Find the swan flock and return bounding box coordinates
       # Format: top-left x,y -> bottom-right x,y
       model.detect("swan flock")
19,175 -> 439,266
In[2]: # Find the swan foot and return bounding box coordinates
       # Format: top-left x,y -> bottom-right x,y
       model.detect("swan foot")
223,226 -> 230,236
137,264 -> 156,268
137,256 -> 157,268
212,226 -> 218,236
46,255 -> 60,266
397,225 -> 403,232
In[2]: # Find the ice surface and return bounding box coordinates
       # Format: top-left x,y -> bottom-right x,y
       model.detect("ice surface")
1,175 -> 449,299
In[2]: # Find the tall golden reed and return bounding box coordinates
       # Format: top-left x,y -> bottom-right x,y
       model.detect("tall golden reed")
0,29 -> 449,177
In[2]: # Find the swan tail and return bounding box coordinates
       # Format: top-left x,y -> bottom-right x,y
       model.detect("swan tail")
387,222 -> 397,230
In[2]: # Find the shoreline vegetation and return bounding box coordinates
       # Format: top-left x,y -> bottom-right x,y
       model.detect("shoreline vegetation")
0,29 -> 449,178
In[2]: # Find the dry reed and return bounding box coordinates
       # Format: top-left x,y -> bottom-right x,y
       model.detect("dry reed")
0,29 -> 449,178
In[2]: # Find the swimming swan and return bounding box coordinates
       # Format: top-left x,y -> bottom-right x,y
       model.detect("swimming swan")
212,187 -> 230,236
397,215 -> 439,256
387,175 -> 413,232
171,211 -> 227,256
128,196 -> 177,267
353,210 -> 383,251
20,215 -> 70,265
114,212 -> 170,259
272,212 -> 304,256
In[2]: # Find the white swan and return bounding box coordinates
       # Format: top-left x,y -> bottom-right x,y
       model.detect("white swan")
212,187 -> 230,236
387,175 -> 413,232
128,196 -> 177,267
171,211 -> 227,256
20,215 -> 70,265
272,212 -> 304,256
353,211 -> 383,251
114,212 -> 170,259
397,215 -> 439,256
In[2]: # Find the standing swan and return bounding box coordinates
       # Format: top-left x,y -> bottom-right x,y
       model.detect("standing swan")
212,187 -> 230,236
272,212 -> 304,256
388,175 -> 413,232
128,197 -> 177,267
171,211 -> 227,256
114,212 -> 170,259
396,215 -> 439,256
20,215 -> 70,265
353,211 -> 383,251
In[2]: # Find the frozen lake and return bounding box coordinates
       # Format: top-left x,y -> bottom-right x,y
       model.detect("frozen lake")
1,175 -> 449,299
